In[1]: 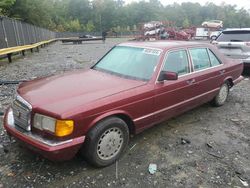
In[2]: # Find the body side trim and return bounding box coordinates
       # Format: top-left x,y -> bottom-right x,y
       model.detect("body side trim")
134,87 -> 219,122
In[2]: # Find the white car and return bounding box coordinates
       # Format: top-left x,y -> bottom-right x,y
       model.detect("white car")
202,20 -> 223,28
210,31 -> 222,40
144,21 -> 163,30
213,28 -> 250,71
144,21 -> 162,36
144,28 -> 161,36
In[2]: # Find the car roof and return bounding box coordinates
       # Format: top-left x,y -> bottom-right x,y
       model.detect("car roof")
223,28 -> 250,32
118,41 -> 212,51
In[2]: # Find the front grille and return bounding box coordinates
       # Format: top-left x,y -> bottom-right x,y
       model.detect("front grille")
12,99 -> 31,131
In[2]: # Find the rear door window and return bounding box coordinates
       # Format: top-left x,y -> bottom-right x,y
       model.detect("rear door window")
189,48 -> 211,71
217,30 -> 250,42
163,50 -> 189,76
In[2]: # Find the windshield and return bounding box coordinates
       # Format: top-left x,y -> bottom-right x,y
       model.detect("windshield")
217,30 -> 250,42
93,46 -> 161,81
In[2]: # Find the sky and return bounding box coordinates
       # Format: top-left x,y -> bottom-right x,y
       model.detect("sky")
125,0 -> 250,10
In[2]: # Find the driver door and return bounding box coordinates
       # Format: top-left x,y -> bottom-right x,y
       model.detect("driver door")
153,49 -> 197,123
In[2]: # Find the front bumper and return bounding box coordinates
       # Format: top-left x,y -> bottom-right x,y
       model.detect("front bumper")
3,108 -> 85,161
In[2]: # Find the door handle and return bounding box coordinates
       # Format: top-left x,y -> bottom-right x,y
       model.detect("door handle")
186,79 -> 195,85
219,70 -> 225,75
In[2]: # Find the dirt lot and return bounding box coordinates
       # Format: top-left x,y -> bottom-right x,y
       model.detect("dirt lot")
0,38 -> 249,188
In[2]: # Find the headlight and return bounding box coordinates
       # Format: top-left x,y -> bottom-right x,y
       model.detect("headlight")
34,114 -> 56,132
33,114 -> 74,137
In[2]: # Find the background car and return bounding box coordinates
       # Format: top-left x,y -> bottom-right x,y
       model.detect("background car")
144,28 -> 161,36
212,28 -> 250,72
202,20 -> 223,28
79,35 -> 96,39
210,30 -> 222,40
144,21 -> 163,36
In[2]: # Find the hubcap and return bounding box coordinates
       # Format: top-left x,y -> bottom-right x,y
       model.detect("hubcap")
97,127 -> 124,160
217,85 -> 228,104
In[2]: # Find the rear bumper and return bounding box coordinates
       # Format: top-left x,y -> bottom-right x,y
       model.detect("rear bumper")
3,108 -> 85,161
233,75 -> 244,85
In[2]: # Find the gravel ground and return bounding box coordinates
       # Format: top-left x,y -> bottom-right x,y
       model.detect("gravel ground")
0,38 -> 250,188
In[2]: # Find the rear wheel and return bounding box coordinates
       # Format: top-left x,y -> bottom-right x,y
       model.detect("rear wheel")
81,117 -> 129,167
211,83 -> 229,106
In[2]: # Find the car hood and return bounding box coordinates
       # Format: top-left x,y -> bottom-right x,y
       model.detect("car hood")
18,69 -> 146,116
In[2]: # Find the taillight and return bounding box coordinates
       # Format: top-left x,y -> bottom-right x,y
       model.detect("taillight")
245,42 -> 250,46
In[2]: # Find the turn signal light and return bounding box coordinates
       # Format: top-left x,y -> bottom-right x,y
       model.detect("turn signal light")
55,120 -> 74,137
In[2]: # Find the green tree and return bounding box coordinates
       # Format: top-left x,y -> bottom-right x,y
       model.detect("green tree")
182,18 -> 190,27
85,20 -> 95,32
8,0 -> 53,28
0,0 -> 16,15
65,19 -> 82,32
92,0 -> 118,31
67,0 -> 91,25
2,0 -> 250,32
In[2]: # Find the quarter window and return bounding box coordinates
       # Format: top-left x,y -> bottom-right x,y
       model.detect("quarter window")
208,50 -> 221,66
189,48 -> 211,71
163,50 -> 189,76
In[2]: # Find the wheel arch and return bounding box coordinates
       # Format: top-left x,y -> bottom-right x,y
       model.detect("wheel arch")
223,76 -> 234,88
87,111 -> 136,135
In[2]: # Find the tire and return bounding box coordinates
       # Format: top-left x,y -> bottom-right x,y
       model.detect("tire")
211,83 -> 229,107
81,117 -> 129,167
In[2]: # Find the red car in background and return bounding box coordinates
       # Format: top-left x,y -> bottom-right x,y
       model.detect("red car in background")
166,28 -> 191,40
4,41 -> 243,167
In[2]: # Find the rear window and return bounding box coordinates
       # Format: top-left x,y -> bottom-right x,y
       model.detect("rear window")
217,30 -> 250,42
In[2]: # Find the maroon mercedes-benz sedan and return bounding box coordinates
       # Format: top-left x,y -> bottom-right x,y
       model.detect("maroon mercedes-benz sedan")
3,41 -> 243,167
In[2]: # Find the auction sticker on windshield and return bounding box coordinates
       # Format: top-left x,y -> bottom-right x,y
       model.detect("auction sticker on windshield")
143,49 -> 161,56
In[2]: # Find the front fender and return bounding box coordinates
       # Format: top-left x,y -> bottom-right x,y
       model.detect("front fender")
86,110 -> 134,131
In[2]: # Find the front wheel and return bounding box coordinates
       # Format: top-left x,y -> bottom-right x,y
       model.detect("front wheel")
81,117 -> 129,167
211,83 -> 229,107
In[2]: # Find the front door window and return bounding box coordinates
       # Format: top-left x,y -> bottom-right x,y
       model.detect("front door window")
162,50 -> 189,76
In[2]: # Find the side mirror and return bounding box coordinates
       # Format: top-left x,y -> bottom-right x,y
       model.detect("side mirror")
158,71 -> 178,82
